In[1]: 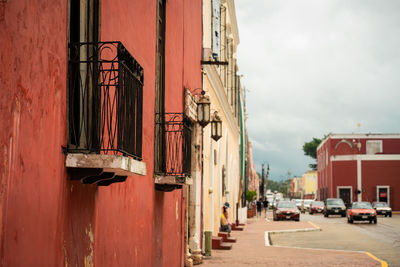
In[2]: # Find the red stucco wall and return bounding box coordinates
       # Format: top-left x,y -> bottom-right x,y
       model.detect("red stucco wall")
362,161 -> 400,211
332,161 -> 357,201
0,0 -> 67,265
0,0 -> 202,266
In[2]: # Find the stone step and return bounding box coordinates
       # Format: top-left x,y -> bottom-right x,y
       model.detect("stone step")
218,232 -> 237,243
211,236 -> 233,250
225,237 -> 237,243
231,224 -> 244,231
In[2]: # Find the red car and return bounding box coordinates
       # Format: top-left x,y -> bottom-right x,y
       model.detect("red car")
309,201 -> 324,214
347,202 -> 377,224
273,201 -> 300,221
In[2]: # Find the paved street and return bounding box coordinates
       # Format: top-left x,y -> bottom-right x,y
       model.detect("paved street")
271,212 -> 400,267
202,211 -> 386,267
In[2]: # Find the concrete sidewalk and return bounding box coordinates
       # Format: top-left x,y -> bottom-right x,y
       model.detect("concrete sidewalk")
202,216 -> 384,267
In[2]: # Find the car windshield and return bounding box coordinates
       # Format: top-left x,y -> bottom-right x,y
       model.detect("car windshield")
277,201 -> 297,208
352,202 -> 372,209
313,201 -> 324,206
304,200 -> 312,204
327,199 -> 344,205
373,202 -> 388,207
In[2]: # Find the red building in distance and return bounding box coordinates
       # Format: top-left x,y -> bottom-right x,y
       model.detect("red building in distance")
317,134 -> 400,211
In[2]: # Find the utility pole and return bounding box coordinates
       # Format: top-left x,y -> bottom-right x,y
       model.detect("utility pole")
265,164 -> 270,192
260,164 -> 265,198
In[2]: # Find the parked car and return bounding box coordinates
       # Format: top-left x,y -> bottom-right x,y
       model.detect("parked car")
372,202 -> 392,217
324,198 -> 346,217
273,201 -> 300,221
309,201 -> 324,214
294,199 -> 303,210
303,199 -> 313,213
347,202 -> 377,224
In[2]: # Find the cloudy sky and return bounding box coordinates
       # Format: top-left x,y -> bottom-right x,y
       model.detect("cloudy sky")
235,0 -> 400,180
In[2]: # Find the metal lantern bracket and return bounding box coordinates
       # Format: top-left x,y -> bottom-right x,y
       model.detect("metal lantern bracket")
185,87 -> 211,127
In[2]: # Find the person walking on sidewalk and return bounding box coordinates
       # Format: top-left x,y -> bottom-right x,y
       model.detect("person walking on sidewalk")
256,198 -> 263,218
263,198 -> 269,217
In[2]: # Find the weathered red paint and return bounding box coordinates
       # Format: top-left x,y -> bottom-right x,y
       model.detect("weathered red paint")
0,0 -> 202,266
0,0 -> 67,265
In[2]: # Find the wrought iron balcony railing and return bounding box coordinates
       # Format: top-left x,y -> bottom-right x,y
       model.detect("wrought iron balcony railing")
155,113 -> 192,177
67,41 -> 143,160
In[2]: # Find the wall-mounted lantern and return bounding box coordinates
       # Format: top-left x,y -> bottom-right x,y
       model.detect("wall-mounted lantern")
197,93 -> 211,127
211,111 -> 222,141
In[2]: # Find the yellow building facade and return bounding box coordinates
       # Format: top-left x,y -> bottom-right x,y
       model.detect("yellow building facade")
302,170 -> 318,198
202,0 -> 242,236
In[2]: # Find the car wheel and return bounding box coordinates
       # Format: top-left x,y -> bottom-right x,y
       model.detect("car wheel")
341,213 -> 346,217
324,213 -> 328,218
389,213 -> 392,218
369,220 -> 372,224
385,214 -> 387,217
310,212 -> 313,215
374,219 -> 377,224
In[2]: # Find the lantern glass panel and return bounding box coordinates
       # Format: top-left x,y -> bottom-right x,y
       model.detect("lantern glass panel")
197,104 -> 203,122
203,102 -> 210,124
211,121 -> 216,137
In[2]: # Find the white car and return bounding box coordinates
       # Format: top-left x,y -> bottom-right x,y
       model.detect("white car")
372,202 -> 392,217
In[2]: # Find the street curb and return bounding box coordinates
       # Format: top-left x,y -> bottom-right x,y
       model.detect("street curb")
263,223 -> 388,267
265,227 -> 321,246
268,245 -> 388,267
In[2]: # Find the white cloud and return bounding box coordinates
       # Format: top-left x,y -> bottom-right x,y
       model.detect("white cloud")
237,0 -> 400,180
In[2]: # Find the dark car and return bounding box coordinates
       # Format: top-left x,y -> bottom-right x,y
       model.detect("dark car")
347,202 -> 377,224
309,201 -> 324,214
324,198 -> 346,217
273,201 -> 300,221
372,202 -> 392,217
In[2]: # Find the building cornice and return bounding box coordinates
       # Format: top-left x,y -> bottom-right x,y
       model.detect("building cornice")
331,154 -> 400,162
317,133 -> 400,151
227,0 -> 240,46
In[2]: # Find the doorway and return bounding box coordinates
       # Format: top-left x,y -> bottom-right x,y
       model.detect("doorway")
377,186 -> 390,205
337,186 -> 352,206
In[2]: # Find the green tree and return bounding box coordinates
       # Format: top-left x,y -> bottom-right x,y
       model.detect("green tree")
302,137 -> 322,170
265,179 -> 293,198
246,190 -> 257,202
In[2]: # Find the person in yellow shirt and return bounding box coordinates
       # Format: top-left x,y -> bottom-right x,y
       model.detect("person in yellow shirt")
220,204 -> 231,233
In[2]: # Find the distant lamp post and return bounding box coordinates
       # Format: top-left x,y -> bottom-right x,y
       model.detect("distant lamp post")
211,111 -> 222,141
197,93 -> 211,127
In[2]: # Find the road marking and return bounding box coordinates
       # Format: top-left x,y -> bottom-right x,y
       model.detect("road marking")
272,244 -> 390,265
307,221 -> 321,230
365,252 -> 388,267
265,232 -> 389,266
272,244 -> 365,253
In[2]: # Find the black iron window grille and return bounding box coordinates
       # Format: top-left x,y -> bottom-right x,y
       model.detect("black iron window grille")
67,41 -> 143,160
155,113 -> 192,176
